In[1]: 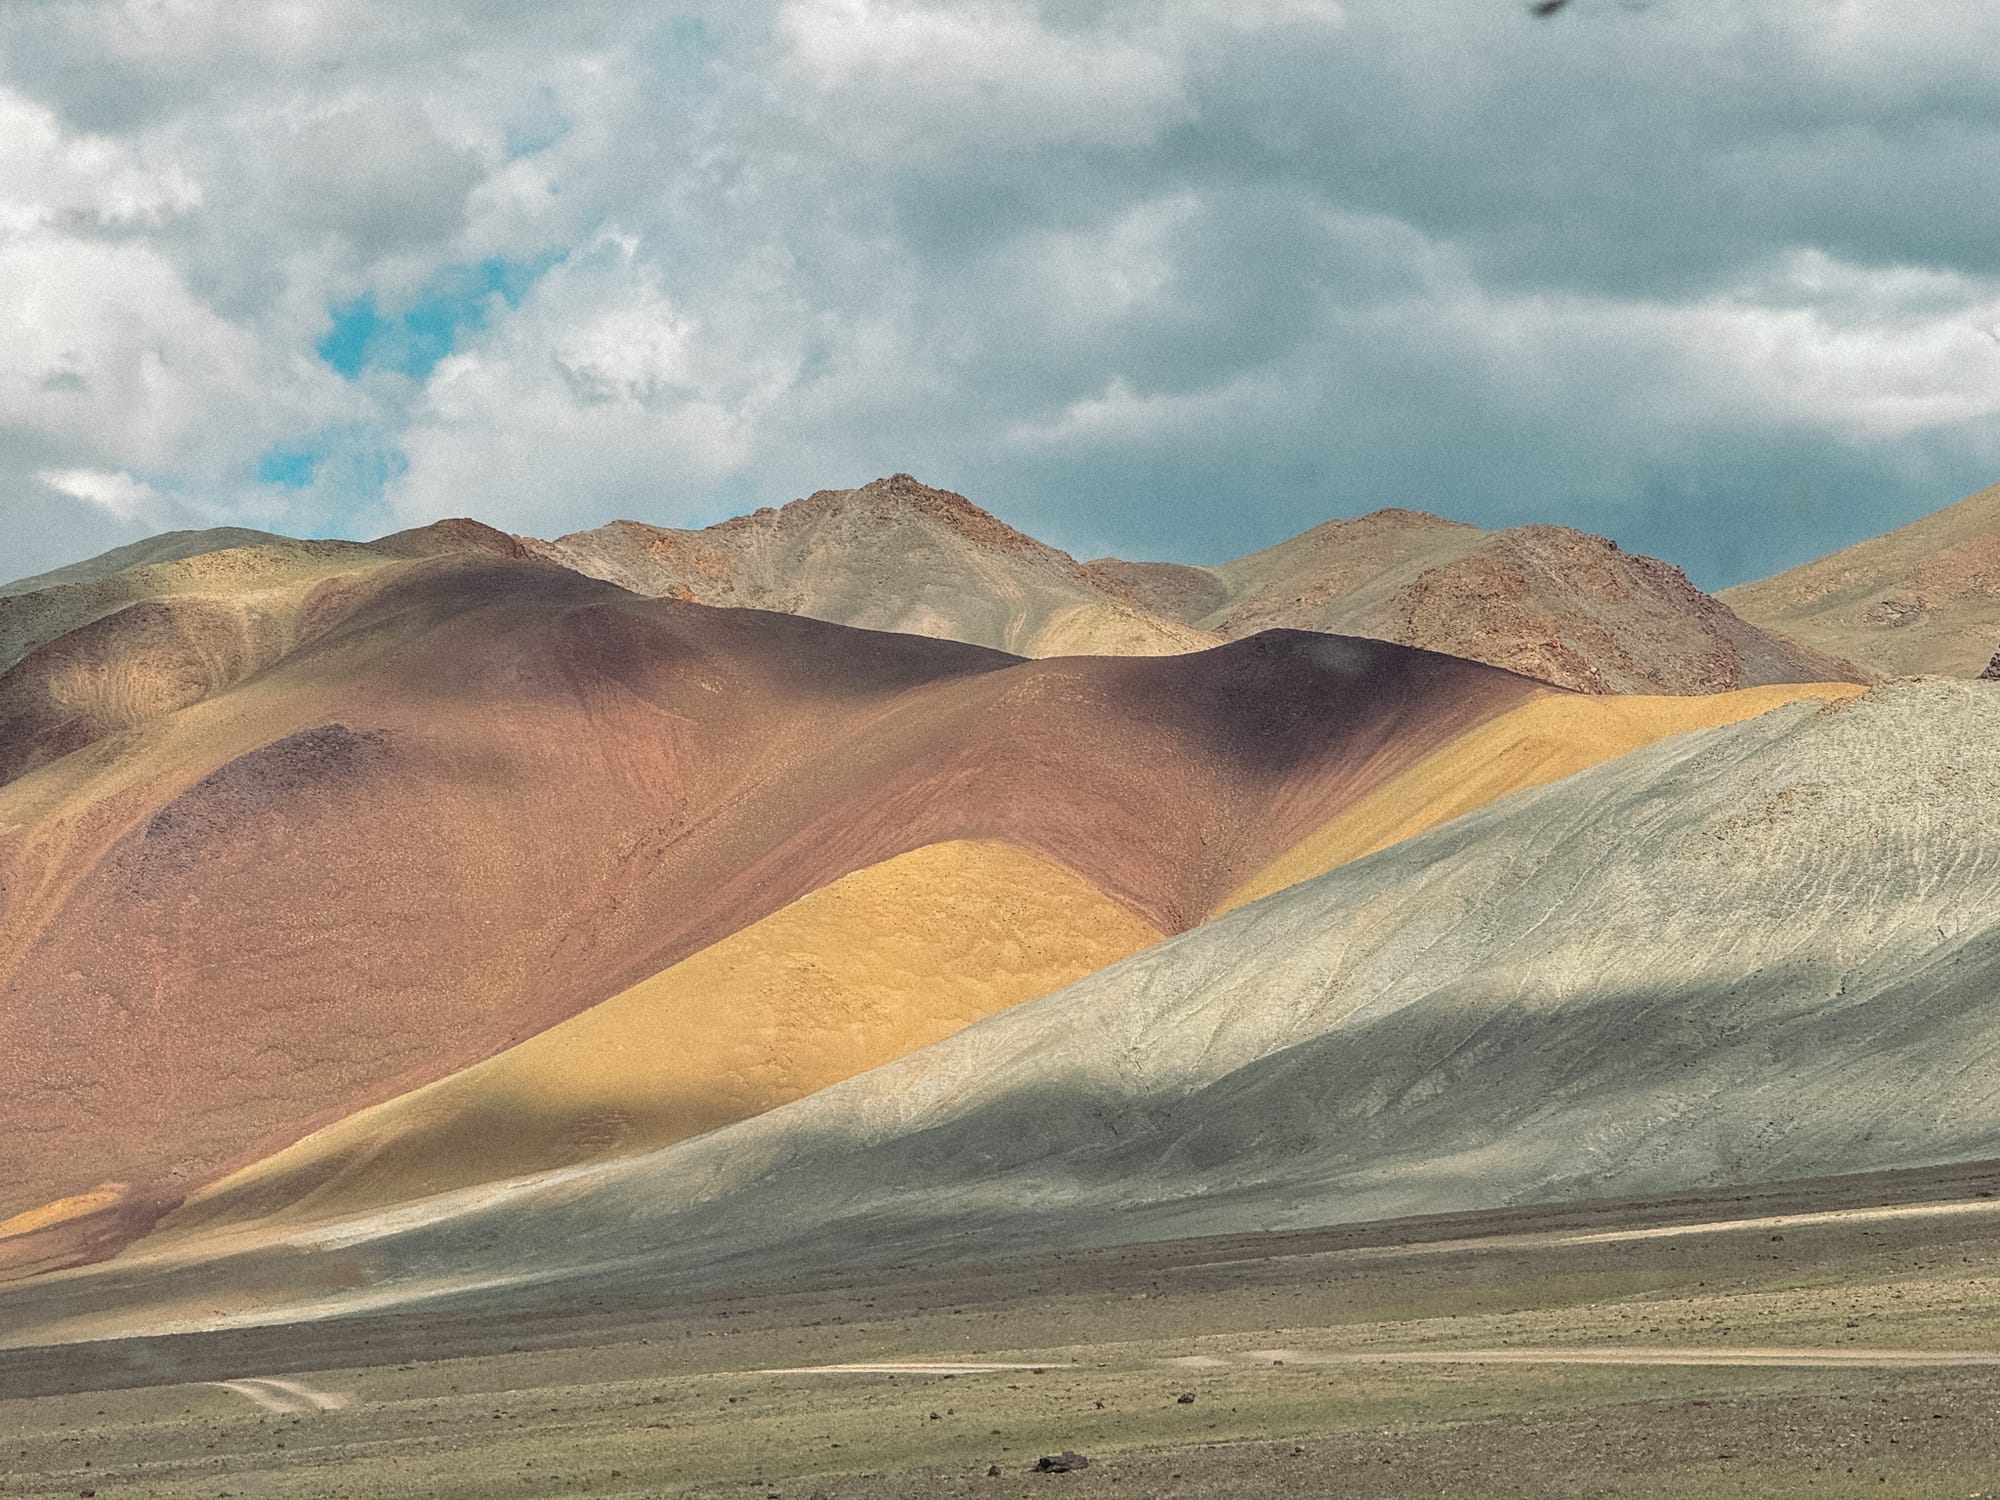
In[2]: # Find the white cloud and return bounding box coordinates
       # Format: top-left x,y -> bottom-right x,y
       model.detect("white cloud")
388,232 -> 805,531
1014,192 -> 1195,330
1004,369 -> 1287,451
0,232 -> 358,474
1424,252 -> 2000,445
551,251 -> 698,405
0,88 -> 199,238
36,465 -> 160,520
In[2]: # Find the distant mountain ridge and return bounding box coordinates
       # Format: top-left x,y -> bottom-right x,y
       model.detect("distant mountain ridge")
1723,479 -> 2000,679
1090,507 -> 1860,695
529,472 -> 1214,659
530,473 -> 1857,694
5,472 -> 1879,695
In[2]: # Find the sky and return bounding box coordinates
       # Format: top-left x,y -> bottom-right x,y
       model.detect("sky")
4,0 -> 2000,589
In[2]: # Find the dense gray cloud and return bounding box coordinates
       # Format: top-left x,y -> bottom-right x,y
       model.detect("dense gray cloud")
2,0 -> 1998,588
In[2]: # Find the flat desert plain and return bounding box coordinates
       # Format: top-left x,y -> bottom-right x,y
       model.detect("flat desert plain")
8,1161 -> 2000,1499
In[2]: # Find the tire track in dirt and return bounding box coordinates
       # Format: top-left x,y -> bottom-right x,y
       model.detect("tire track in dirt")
207,1376 -> 351,1412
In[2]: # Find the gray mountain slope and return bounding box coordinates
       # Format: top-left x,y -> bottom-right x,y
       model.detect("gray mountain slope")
383,678 -> 2000,1268
6,680 -> 1996,1341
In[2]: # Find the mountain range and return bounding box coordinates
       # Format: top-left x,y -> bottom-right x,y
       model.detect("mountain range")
0,471 -> 1994,1343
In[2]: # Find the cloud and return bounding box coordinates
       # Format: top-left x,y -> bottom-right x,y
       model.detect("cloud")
387,231 -> 791,532
36,465 -> 159,520
771,0 -> 1191,157
0,231 -> 331,472
3,0 -> 1999,591
0,88 -> 200,235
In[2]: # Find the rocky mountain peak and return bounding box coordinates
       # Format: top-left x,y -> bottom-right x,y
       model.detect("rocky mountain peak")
370,517 -> 533,561
779,473 -> 1063,559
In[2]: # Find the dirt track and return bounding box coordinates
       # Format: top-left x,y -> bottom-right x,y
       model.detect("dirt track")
1249,1345 -> 2000,1369
10,1162 -> 2000,1496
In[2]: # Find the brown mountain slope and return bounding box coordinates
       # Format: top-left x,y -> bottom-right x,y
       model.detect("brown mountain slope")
164,683 -> 1868,1247
0,520 -> 552,788
533,472 -> 1214,658
1721,480 -> 2000,678
1090,509 -> 1863,695
0,548 -> 1546,1274
160,839 -> 1163,1237
0,526 -> 294,596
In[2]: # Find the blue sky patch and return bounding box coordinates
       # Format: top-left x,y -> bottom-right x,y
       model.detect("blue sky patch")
316,298 -> 381,379
256,446 -> 321,488
316,255 -> 557,382
248,428 -> 409,548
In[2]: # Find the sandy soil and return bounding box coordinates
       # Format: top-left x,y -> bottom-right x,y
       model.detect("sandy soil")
162,840 -> 1161,1236
7,1162 -> 2000,1497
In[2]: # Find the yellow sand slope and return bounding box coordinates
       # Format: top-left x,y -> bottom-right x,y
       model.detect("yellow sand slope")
1220,682 -> 1867,913
0,1185 -> 128,1241
164,839 -> 1161,1235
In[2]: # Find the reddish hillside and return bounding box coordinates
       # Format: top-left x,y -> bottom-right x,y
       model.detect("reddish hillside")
1101,509 -> 1864,695
0,549 -> 1545,1275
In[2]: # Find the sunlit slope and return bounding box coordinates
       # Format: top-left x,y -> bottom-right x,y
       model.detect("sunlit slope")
2,533 -> 1536,1279
31,681 -> 1996,1337
1723,479 -> 2000,679
0,527 -> 294,596
1220,680 -> 1867,911
0,520 -> 537,786
0,537 -> 389,675
164,840 -> 1161,1234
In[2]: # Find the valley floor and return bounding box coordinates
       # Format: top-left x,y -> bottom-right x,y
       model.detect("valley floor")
7,1162 -> 2000,1499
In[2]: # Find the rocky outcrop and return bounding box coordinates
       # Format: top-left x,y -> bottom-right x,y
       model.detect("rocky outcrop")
1197,512 -> 1862,695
